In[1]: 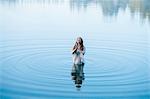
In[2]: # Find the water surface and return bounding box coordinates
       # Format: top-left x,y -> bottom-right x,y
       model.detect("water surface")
0,0 -> 150,99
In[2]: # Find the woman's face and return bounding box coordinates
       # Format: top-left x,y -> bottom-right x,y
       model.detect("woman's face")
77,38 -> 81,44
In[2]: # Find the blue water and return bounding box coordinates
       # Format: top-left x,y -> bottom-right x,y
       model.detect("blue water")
0,0 -> 150,99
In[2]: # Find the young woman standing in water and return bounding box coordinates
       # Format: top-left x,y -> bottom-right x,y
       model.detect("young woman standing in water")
72,37 -> 85,65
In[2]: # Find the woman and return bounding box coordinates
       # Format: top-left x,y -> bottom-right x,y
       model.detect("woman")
72,37 -> 85,65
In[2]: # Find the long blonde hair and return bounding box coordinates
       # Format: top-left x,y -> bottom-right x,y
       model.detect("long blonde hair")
73,37 -> 84,51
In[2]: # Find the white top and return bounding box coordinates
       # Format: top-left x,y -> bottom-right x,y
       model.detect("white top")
72,47 -> 85,64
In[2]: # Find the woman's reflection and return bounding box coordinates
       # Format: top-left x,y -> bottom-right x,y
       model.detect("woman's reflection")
71,63 -> 85,90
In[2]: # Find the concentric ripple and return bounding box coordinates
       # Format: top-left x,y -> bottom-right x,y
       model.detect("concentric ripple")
0,39 -> 150,99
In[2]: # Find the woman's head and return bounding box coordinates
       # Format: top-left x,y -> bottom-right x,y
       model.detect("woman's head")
76,37 -> 83,45
73,37 -> 84,51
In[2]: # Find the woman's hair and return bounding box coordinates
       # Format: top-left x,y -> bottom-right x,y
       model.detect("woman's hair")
73,37 -> 84,51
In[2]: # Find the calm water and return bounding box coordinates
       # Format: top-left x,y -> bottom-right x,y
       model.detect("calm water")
0,0 -> 150,99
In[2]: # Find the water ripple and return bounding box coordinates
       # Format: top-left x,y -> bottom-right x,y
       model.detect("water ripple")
0,39 -> 149,98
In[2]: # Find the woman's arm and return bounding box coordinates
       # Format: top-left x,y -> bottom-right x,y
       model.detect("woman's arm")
79,47 -> 85,55
72,42 -> 78,54
72,47 -> 77,54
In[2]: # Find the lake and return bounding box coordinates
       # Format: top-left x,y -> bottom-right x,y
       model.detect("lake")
0,0 -> 150,99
